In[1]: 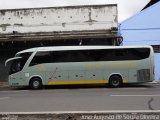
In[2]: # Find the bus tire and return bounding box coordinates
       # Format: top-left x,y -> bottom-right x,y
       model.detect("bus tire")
29,77 -> 42,90
109,75 -> 122,88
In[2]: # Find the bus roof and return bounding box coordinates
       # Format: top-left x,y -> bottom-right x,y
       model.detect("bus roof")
17,45 -> 152,54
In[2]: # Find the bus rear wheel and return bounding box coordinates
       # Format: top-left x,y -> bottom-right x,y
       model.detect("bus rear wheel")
29,77 -> 42,90
109,75 -> 122,88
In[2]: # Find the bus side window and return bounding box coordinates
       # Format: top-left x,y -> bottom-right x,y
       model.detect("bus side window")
114,49 -> 130,61
52,51 -> 68,62
29,51 -> 51,66
134,48 -> 150,59
115,50 -> 124,56
98,49 -> 115,61
79,50 -> 93,61
52,50 -> 94,63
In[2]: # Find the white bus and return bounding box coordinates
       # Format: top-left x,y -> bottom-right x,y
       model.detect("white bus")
5,46 -> 154,89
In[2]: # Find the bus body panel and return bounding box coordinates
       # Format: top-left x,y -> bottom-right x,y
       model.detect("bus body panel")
128,59 -> 151,83
6,46 -> 155,87
8,71 -> 26,87
24,61 -> 129,86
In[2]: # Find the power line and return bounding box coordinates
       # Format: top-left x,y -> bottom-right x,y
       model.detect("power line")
123,40 -> 160,42
121,28 -> 160,31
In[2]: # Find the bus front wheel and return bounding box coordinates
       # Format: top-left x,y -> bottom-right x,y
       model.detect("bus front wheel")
29,77 -> 42,90
109,75 -> 122,88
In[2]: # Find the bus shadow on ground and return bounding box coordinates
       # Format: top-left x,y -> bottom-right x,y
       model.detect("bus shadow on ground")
11,83 -> 155,90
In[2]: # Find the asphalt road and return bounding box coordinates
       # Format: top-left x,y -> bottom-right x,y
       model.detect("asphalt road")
0,83 -> 160,112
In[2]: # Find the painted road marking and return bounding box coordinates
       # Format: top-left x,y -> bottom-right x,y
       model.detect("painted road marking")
110,94 -> 160,97
122,87 -> 147,89
0,90 -> 29,93
0,97 -> 10,100
1,110 -> 160,114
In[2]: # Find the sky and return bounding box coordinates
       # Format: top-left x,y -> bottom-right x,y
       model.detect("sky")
0,0 -> 150,22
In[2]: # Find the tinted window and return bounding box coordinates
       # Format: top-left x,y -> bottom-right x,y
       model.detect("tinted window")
52,51 -> 93,62
129,48 -> 150,60
16,52 -> 32,58
9,58 -> 27,75
30,51 -> 52,66
52,48 -> 150,62
8,52 -> 33,74
96,48 -> 150,61
29,48 -> 150,65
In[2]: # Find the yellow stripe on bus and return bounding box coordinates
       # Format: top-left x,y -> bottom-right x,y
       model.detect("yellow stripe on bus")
123,80 -> 127,83
48,79 -> 127,85
48,80 -> 108,85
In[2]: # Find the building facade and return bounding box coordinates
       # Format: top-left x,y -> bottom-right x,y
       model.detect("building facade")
0,4 -> 121,81
119,1 -> 160,80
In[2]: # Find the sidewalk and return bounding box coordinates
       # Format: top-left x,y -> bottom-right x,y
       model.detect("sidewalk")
151,80 -> 160,84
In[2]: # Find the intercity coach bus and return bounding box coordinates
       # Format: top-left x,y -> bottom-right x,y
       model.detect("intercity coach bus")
5,46 -> 154,89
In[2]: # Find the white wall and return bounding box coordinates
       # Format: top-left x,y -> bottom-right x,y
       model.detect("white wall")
0,5 -> 117,34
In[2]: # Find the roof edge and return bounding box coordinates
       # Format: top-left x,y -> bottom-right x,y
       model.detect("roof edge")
120,1 -> 160,25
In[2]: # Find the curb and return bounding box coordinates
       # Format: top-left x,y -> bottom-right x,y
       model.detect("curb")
150,80 -> 160,84
0,111 -> 160,120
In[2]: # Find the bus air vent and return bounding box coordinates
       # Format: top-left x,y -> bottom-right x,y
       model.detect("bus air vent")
137,69 -> 150,82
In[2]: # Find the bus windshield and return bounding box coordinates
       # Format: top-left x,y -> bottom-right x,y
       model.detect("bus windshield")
7,52 -> 33,75
9,58 -> 25,75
